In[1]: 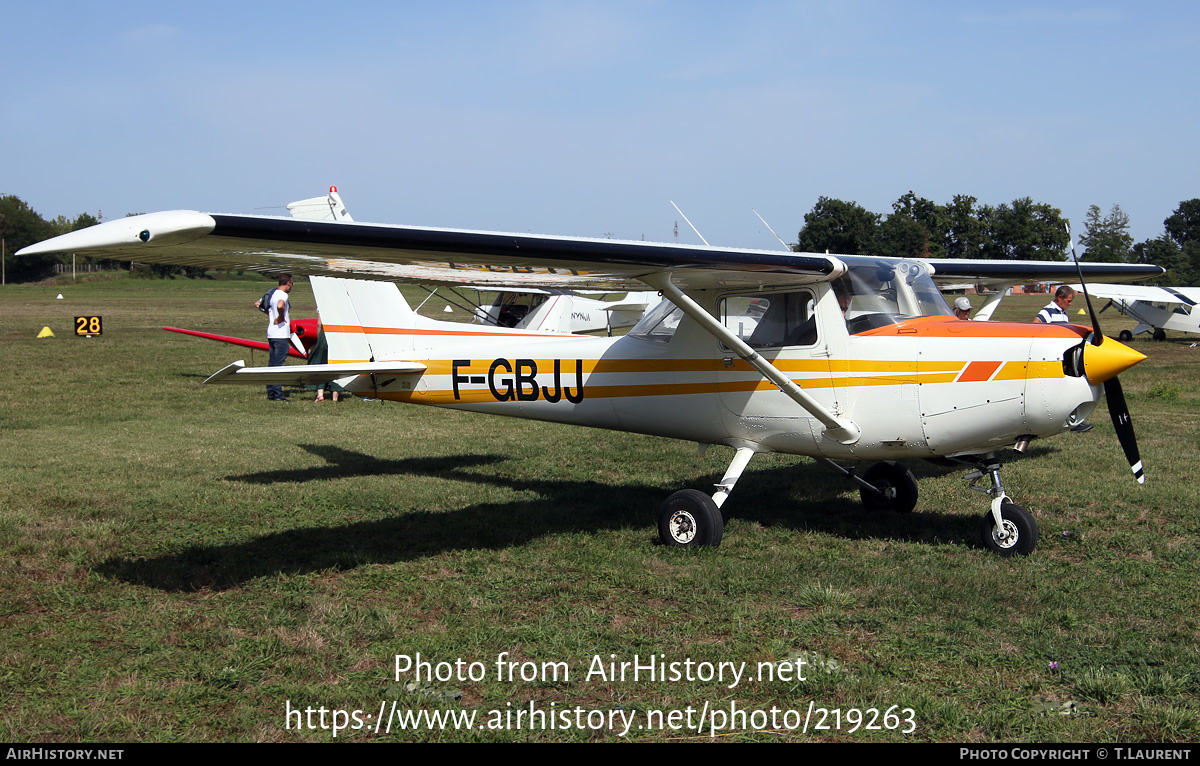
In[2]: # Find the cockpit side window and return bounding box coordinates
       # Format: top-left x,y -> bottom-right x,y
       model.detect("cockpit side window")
719,291 -> 817,349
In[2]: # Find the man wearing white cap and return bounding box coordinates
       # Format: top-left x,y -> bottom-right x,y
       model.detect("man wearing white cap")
953,296 -> 972,320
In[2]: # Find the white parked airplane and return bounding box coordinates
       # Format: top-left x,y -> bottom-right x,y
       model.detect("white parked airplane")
1068,283 -> 1200,342
20,209 -> 1163,555
452,286 -> 658,334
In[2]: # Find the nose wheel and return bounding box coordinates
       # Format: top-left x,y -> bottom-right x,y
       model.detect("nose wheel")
966,456 -> 1039,556
979,500 -> 1038,556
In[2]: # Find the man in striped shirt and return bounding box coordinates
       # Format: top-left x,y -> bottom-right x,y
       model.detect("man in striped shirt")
1037,285 -> 1093,431
1036,285 -> 1076,324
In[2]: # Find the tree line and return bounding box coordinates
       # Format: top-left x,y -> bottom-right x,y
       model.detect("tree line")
795,193 -> 1200,286
0,195 -> 210,282
3,192 -> 1199,285
0,195 -> 102,283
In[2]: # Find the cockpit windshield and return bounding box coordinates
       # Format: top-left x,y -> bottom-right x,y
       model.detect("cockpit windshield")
835,258 -> 952,335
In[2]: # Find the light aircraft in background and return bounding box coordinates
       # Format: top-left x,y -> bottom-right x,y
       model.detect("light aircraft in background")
1067,283 -> 1200,342
446,286 -> 658,334
20,208 -> 1163,556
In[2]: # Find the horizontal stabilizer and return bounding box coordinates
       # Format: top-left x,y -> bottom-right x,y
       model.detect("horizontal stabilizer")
163,326 -> 307,358
204,360 -> 426,386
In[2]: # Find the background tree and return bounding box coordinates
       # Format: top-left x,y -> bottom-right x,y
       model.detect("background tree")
879,191 -> 948,259
943,194 -> 985,259
1163,199 -> 1200,285
979,197 -> 1069,261
1078,204 -> 1133,262
796,197 -> 880,255
0,195 -> 55,282
1132,234 -> 1185,283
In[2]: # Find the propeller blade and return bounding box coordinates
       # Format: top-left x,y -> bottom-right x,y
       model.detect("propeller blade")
1064,223 -> 1104,345
1104,376 -> 1145,484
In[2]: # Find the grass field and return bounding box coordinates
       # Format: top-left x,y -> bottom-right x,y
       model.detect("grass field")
1,274 -> 1197,742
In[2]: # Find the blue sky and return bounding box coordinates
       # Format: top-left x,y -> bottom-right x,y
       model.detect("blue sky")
2,1 -> 1196,250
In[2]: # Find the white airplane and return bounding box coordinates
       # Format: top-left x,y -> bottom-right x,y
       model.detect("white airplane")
1066,283 -> 1200,342
449,286 -> 658,334
20,210 -> 1163,556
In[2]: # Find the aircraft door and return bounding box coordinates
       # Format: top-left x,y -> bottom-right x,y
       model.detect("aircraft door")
715,289 -> 834,451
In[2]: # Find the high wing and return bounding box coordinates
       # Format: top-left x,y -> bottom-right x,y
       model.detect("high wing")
926,258 -> 1164,284
17,211 -> 845,290
1069,283 -> 1200,307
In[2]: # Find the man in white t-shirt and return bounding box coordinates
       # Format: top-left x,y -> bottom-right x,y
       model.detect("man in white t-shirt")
266,273 -> 294,401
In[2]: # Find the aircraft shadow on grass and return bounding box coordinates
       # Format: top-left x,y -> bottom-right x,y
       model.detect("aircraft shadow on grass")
95,444 -> 1053,592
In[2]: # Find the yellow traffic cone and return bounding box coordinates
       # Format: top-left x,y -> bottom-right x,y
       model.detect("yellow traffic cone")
37,326 -> 55,338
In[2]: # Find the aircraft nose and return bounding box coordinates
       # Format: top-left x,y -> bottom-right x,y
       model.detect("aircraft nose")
1083,336 -> 1147,386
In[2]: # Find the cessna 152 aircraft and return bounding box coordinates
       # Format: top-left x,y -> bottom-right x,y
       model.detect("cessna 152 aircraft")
20,209 -> 1162,555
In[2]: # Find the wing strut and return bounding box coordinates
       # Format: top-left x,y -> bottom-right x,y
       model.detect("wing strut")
645,274 -> 861,445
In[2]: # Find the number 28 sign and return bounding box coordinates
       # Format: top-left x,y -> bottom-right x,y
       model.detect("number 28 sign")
75,316 -> 103,336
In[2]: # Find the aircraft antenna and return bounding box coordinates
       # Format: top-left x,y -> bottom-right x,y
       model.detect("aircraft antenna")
752,208 -> 791,252
670,201 -> 709,246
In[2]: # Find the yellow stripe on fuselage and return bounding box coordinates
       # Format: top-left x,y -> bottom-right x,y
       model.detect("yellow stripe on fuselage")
353,357 -> 1062,407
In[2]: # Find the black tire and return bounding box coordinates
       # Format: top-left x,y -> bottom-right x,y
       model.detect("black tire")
1118,330 -> 1133,342
658,489 -> 723,548
979,501 -> 1038,557
859,461 -> 919,513
1152,328 -> 1167,342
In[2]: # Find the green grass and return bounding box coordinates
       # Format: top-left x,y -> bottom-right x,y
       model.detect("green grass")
0,276 -> 1197,742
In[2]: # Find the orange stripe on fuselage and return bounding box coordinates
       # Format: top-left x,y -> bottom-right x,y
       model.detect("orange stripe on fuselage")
957,360 -> 1003,382
322,323 -> 575,339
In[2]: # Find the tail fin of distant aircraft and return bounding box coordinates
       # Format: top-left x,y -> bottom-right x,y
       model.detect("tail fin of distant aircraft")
524,293 -> 575,333
606,290 -> 661,328
310,276 -> 416,363
287,186 -> 354,222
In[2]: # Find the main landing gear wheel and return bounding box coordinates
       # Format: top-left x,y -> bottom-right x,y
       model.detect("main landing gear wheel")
1118,329 -> 1133,342
658,489 -> 723,549
979,501 -> 1038,557
859,461 -> 919,513
1152,328 -> 1167,342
